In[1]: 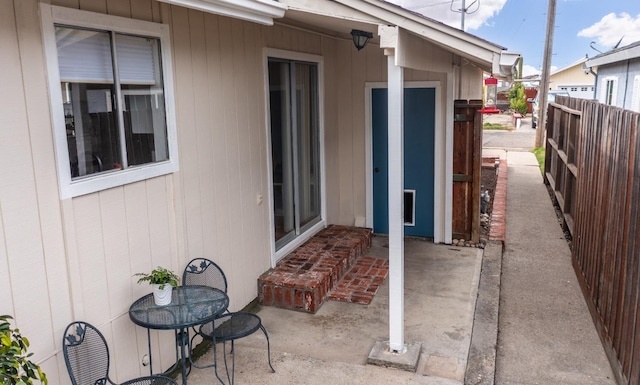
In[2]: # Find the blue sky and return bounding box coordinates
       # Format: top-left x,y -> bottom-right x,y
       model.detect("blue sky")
388,0 -> 640,76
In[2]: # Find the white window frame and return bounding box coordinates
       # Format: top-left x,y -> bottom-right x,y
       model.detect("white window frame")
631,75 -> 640,113
601,76 -> 618,106
40,5 -> 179,199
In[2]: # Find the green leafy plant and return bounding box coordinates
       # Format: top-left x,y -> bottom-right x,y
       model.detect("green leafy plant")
509,82 -> 528,115
135,266 -> 179,290
0,315 -> 48,385
532,147 -> 545,174
483,122 -> 511,130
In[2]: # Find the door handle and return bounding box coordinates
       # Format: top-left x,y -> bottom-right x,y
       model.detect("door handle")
374,167 -> 380,173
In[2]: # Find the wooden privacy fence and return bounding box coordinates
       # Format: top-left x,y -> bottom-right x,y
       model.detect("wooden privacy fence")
545,96 -> 640,385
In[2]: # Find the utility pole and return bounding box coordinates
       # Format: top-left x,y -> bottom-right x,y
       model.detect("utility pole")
536,0 -> 556,148
453,0 -> 478,31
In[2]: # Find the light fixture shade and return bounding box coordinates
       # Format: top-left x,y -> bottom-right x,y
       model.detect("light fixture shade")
350,29 -> 373,51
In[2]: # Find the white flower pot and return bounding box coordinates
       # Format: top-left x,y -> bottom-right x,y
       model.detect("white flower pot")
152,284 -> 173,306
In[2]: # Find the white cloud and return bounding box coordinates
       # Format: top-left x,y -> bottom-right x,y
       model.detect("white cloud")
577,13 -> 640,48
387,0 -> 507,31
522,64 -> 540,77
520,65 -> 558,79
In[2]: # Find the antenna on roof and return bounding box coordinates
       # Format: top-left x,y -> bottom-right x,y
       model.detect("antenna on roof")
613,36 -> 625,49
451,0 -> 479,31
589,41 -> 602,54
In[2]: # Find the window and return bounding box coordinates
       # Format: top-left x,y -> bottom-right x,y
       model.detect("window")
570,87 -> 578,92
268,55 -> 323,253
601,77 -> 617,106
581,87 -> 588,92
41,5 -> 178,198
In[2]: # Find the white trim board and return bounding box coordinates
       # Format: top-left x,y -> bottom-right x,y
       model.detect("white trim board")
364,81 -> 447,243
157,0 -> 286,25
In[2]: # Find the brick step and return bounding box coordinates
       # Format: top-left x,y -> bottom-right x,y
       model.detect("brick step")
258,225 -> 372,313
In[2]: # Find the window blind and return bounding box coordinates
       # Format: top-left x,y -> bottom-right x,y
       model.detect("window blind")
115,34 -> 158,85
56,27 -> 158,85
56,27 -> 113,83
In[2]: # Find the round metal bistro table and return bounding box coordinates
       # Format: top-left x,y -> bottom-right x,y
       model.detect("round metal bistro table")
129,285 -> 229,385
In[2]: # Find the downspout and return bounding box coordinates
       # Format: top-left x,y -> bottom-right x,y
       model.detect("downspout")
623,59 -> 631,108
584,63 -> 597,98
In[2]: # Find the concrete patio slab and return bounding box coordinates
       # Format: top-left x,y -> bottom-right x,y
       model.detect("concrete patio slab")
183,236 -> 483,384
367,339 -> 422,372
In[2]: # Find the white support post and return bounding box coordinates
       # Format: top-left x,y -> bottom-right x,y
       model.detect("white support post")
387,54 -> 405,353
444,71 -> 454,244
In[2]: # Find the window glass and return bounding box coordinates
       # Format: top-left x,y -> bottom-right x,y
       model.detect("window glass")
268,58 -> 321,250
605,80 -> 616,105
55,26 -> 168,180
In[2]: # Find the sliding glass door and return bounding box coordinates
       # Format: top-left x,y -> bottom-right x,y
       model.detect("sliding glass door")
268,58 -> 321,250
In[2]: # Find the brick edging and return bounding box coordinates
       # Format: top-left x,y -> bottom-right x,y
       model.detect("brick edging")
489,159 -> 507,242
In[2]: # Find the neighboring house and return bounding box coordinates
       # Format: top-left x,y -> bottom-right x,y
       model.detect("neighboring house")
1,0 -> 518,383
549,57 -> 595,99
585,41 -> 640,112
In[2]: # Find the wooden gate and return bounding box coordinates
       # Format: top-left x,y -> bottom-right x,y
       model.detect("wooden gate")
452,100 -> 482,242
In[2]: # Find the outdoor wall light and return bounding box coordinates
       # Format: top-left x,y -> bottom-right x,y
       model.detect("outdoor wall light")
351,29 -> 373,51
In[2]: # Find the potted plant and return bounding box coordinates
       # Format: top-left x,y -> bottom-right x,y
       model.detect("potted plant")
136,266 -> 180,306
0,315 -> 48,384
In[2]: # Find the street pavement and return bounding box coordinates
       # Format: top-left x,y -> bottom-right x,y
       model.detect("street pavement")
483,113 -> 536,151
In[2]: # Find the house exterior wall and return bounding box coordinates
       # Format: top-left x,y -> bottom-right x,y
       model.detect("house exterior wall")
550,64 -> 593,88
550,63 -> 595,98
457,63 -> 483,99
1,0 -> 480,383
595,59 -> 640,111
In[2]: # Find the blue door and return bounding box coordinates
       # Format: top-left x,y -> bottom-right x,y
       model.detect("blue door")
372,87 -> 435,237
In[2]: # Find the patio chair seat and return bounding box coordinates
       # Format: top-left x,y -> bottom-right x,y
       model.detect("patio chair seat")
201,312 -> 261,341
183,258 -> 275,384
121,376 -> 178,385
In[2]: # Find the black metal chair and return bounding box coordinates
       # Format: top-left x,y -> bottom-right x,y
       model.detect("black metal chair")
183,258 -> 275,384
62,321 -> 178,385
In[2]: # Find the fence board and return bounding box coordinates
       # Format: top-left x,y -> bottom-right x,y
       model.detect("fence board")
547,97 -> 640,385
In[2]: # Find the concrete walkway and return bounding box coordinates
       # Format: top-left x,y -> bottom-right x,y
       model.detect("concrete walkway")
494,151 -> 616,385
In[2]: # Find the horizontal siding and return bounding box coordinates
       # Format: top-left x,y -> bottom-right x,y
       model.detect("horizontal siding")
551,65 -> 594,88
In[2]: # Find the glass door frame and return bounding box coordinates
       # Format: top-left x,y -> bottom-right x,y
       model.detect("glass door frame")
264,48 -> 326,266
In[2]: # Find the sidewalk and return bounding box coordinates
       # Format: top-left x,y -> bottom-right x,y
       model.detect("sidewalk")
494,151 -> 616,384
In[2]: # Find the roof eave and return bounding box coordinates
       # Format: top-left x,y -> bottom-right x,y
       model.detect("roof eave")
157,0 -> 287,25
586,44 -> 640,68
333,0 -> 506,64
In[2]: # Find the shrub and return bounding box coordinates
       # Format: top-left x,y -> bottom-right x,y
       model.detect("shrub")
509,83 -> 528,115
0,315 -> 48,385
